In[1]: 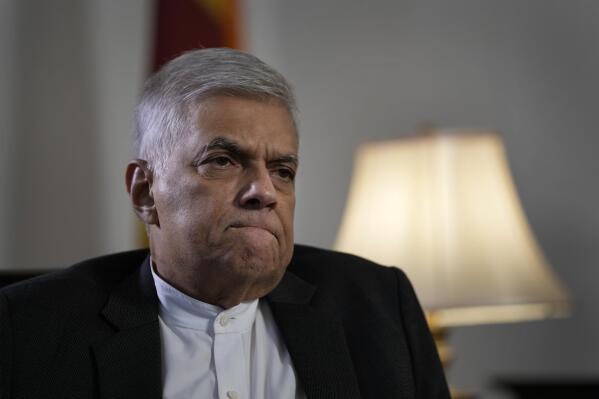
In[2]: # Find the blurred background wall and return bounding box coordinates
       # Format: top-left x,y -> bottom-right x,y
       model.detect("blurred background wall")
1,0 -> 597,397
0,0 -> 151,270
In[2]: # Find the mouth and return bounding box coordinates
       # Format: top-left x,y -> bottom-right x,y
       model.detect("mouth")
228,223 -> 277,239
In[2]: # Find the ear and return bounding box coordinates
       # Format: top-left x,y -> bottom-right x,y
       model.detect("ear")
125,159 -> 159,226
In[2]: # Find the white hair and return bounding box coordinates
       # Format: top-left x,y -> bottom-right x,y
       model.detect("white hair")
134,48 -> 298,172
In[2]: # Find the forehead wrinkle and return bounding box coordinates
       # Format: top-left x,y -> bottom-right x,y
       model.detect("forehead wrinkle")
196,95 -> 298,139
192,98 -> 298,163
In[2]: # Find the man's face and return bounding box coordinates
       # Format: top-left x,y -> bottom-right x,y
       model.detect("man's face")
149,95 -> 298,306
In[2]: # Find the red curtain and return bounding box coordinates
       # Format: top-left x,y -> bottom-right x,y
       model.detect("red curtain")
152,0 -> 240,71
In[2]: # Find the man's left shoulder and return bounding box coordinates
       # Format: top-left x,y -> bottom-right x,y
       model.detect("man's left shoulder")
291,244 -> 393,272
291,243 -> 403,274
289,244 -> 405,300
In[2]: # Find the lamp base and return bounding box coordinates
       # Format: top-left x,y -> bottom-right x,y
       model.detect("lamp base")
426,312 -> 475,399
450,388 -> 475,399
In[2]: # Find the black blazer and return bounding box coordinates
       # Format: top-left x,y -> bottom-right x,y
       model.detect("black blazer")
0,245 -> 449,399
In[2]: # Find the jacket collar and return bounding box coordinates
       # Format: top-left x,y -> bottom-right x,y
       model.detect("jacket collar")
100,255 -> 158,329
92,255 -> 163,399
267,265 -> 361,399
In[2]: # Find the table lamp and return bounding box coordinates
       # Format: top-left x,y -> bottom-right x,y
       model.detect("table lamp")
334,129 -> 569,394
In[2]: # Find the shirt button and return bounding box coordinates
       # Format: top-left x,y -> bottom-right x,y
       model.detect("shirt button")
219,315 -> 230,327
226,390 -> 239,399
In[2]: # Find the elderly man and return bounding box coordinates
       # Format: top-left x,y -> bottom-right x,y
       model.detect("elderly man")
0,48 -> 449,399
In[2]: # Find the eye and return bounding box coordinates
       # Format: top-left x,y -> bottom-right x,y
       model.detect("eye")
275,167 -> 296,181
209,156 -> 234,167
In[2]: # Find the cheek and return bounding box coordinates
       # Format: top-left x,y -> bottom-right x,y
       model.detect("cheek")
280,197 -> 296,242
165,200 -> 227,253
285,195 -> 296,223
156,180 -> 215,232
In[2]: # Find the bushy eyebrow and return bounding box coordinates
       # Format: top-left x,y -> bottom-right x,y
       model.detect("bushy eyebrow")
192,137 -> 246,164
205,137 -> 245,156
269,154 -> 299,168
194,136 -> 298,167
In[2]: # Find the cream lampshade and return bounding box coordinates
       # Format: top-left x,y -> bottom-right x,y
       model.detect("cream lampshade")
335,129 -> 569,328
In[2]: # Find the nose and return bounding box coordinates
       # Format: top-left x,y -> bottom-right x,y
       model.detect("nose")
237,166 -> 277,210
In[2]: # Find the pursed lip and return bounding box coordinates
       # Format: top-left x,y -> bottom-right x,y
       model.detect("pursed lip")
228,223 -> 278,240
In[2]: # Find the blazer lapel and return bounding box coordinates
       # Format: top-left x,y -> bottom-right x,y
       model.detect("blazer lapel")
92,256 -> 163,399
267,271 -> 361,399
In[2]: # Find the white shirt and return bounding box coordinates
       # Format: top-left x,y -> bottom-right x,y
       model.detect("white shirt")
150,263 -> 306,399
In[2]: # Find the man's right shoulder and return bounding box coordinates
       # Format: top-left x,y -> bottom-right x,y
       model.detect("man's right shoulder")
0,249 -> 150,304
0,249 -> 153,398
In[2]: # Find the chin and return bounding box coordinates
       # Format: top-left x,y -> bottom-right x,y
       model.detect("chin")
236,247 -> 279,274
224,244 -> 285,281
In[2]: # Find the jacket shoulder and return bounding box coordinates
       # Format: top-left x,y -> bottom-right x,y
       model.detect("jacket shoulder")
0,249 -> 149,306
0,249 -> 152,398
291,243 -> 398,278
290,244 -> 405,307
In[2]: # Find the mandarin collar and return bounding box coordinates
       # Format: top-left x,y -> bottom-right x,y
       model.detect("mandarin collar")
150,260 -> 259,333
